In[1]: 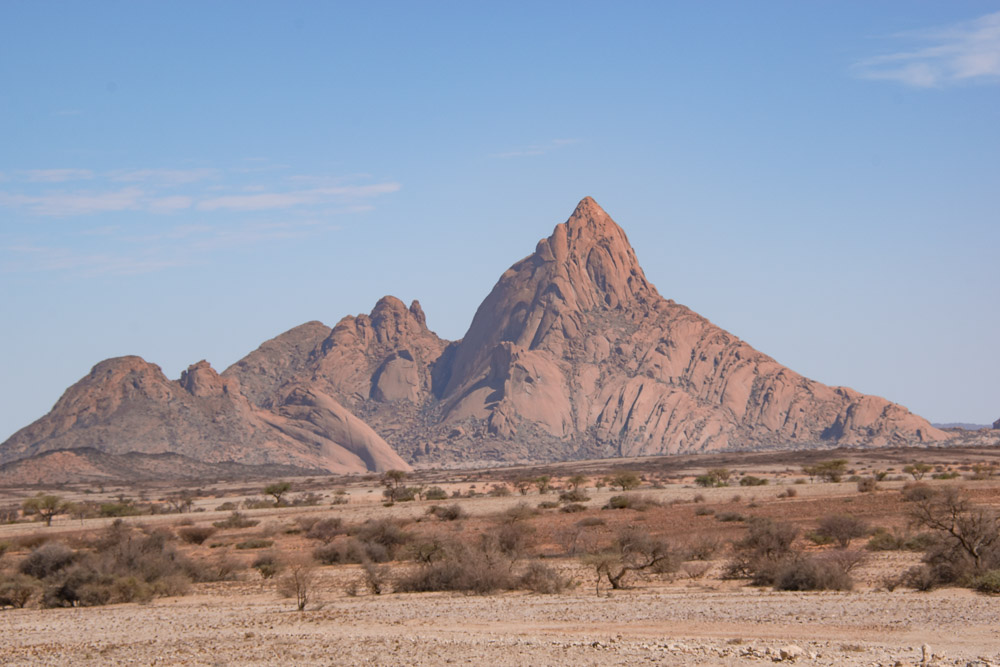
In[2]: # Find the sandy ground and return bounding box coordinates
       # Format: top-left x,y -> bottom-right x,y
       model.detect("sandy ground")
2,568 -> 1000,666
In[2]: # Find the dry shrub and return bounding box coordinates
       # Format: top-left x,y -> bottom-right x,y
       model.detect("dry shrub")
684,535 -> 722,561
427,504 -> 466,521
306,517 -> 344,543
723,518 -> 798,585
561,503 -> 587,513
559,489 -> 590,503
715,511 -> 745,523
252,550 -> 282,579
19,542 -> 75,579
777,488 -> 797,499
236,539 -> 273,550
583,526 -> 680,591
815,515 -> 870,549
774,555 -> 853,591
503,502 -> 539,523
694,506 -> 715,516
901,482 -> 935,502
0,573 -> 41,608
856,477 -> 878,493
178,526 -> 216,545
680,562 -> 712,579
603,494 -> 660,511
424,486 -> 448,501
577,517 -> 605,528
395,540 -> 517,595
519,561 -> 574,594
213,512 -> 259,529
971,569 -> 1000,594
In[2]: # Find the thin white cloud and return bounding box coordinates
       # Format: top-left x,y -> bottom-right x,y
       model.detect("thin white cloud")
491,138 -> 581,159
0,188 -> 144,216
854,11 -> 1000,87
3,244 -> 186,276
110,168 -> 220,185
22,169 -> 95,183
148,195 -> 194,213
196,182 -> 400,211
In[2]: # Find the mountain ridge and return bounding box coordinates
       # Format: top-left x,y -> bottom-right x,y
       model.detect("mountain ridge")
1,197 -> 965,481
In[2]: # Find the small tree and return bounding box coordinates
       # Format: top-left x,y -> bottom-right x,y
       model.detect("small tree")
165,490 -> 196,513
802,459 -> 848,483
567,475 -> 589,492
515,479 -> 533,496
903,463 -> 932,481
610,472 -> 641,492
534,475 -> 552,495
695,468 -> 731,488
277,558 -> 317,611
908,486 -> 999,573
22,494 -> 70,527
585,527 -> 677,593
264,481 -> 292,506
381,470 -> 408,502
815,515 -> 869,549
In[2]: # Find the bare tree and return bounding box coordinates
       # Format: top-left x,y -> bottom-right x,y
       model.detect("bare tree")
277,557 -> 317,611
908,486 -> 1000,572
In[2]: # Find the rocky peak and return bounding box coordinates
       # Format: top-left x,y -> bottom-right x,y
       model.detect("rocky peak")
442,197 -> 656,398
179,360 -> 239,398
993,417 -> 999,430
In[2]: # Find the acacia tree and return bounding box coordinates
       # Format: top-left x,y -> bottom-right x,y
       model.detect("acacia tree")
165,490 -> 195,513
903,463 -> 933,480
264,481 -> 292,506
908,486 -> 1000,572
534,475 -> 552,495
22,494 -> 71,527
567,475 -> 589,492
802,459 -> 848,483
610,472 -> 641,492
586,527 -> 677,593
381,470 -> 408,502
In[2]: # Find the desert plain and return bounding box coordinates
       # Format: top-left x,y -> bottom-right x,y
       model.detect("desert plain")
2,446 -> 1000,666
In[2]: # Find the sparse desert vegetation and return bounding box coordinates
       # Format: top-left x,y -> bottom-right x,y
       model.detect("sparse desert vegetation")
1,445 -> 1000,665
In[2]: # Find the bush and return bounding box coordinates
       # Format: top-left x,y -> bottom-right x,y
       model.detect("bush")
560,503 -> 587,513
313,542 -> 347,565
559,489 -> 590,503
0,573 -> 41,608
519,561 -> 573,594
213,512 -> 259,529
252,551 -> 281,579
236,539 -> 273,550
537,501 -> 559,509
306,518 -> 344,543
815,515 -> 869,549
178,526 -> 217,545
395,541 -> 517,595
715,511 -> 745,523
777,488 -> 797,499
694,506 -> 715,516
603,494 -> 660,511
856,477 -> 878,493
724,518 -> 798,585
866,528 -> 905,551
971,570 -> 1000,594
901,482 -> 935,502
20,542 -> 75,579
427,504 -> 466,521
739,476 -> 768,487
423,486 -> 448,501
775,556 -> 853,591
577,517 -> 606,528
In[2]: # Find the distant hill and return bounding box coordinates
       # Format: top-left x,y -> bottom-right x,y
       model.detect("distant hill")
933,423 -> 992,431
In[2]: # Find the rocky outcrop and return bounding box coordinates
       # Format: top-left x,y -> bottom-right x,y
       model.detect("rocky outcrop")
0,356 -> 409,474
994,418 -> 1000,430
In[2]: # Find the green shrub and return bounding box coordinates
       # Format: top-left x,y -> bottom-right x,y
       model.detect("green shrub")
236,539 -> 273,550
559,489 -> 590,503
971,570 -> 1000,594
423,486 -> 448,501
739,476 -> 768,487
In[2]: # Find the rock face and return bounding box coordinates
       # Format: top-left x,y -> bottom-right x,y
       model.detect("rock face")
424,197 -> 948,460
0,197 -> 953,478
994,418 -> 1000,430
0,356 -> 409,475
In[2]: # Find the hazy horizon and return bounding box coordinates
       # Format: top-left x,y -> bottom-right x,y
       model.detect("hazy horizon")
2,2 -> 998,441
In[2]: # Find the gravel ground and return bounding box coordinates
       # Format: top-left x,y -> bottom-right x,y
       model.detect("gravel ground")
2,582 -> 999,666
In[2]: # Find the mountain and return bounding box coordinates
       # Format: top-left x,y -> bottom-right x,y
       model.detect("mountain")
0,197 -> 955,479
0,356 -> 409,476
994,418 -> 1000,430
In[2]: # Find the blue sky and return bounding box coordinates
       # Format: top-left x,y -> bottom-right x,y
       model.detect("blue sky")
2,2 -> 999,441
